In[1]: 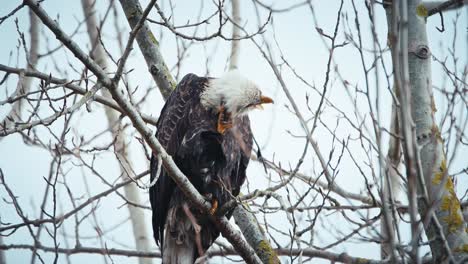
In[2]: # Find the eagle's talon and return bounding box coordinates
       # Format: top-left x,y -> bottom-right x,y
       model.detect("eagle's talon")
209,198 -> 218,215
217,105 -> 232,134
217,121 -> 232,134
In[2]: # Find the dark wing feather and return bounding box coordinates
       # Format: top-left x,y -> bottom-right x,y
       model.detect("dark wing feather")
229,115 -> 252,197
149,74 -> 208,246
149,73 -> 253,257
166,114 -> 253,255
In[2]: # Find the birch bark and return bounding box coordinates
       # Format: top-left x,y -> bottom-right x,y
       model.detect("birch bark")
0,9 -> 39,141
385,1 -> 468,262
81,2 -> 152,264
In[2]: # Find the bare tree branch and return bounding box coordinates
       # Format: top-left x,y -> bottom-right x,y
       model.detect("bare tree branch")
22,1 -> 262,262
417,0 -> 467,17
0,243 -> 392,264
0,9 -> 40,141
119,0 -> 176,99
1,1 -> 466,263
0,64 -> 158,126
80,1 -> 152,263
385,0 -> 468,262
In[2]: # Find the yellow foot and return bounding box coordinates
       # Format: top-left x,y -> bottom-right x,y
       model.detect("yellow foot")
209,198 -> 218,215
217,105 -> 232,134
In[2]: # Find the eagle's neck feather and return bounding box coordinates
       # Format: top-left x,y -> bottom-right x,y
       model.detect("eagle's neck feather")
200,70 -> 258,116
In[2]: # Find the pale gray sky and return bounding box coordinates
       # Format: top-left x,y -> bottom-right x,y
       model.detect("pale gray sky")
0,1 -> 466,263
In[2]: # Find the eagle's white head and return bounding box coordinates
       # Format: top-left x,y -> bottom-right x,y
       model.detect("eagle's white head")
200,70 -> 273,117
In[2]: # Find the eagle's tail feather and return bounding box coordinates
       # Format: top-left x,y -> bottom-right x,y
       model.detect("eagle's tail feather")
163,207 -> 197,264
182,203 -> 205,257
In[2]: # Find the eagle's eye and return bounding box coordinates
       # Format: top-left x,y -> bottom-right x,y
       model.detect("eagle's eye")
243,103 -> 255,110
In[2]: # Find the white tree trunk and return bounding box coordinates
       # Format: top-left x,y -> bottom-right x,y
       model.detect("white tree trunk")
228,0 -> 240,71
0,8 -> 40,261
0,9 -> 39,141
80,2 -> 152,264
386,0 -> 468,262
233,204 -> 279,264
119,0 -> 176,100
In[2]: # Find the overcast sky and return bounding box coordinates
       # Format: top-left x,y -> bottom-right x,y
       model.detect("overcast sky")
0,1 -> 467,263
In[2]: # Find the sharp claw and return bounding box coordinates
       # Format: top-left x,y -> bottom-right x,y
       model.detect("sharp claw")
209,198 -> 218,215
217,122 -> 232,134
217,105 -> 232,134
217,121 -> 226,134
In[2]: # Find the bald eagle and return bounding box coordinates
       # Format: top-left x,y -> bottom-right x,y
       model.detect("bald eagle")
149,71 -> 272,263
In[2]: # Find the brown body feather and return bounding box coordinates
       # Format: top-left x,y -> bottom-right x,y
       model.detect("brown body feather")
149,74 -> 253,262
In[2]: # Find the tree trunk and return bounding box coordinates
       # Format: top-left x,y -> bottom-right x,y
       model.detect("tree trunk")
119,0 -> 175,100
81,2 -> 152,264
228,0 -> 240,71
385,0 -> 468,262
233,205 -> 280,264
0,9 -> 39,141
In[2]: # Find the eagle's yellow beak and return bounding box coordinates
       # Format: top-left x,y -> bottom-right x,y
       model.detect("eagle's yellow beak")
260,95 -> 274,104
255,95 -> 274,110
